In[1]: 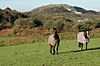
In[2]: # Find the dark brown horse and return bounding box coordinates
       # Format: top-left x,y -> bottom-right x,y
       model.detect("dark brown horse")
48,28 -> 60,55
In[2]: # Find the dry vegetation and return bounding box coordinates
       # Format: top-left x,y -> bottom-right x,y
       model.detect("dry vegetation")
0,28 -> 100,46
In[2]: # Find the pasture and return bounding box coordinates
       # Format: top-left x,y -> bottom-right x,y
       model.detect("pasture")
0,38 -> 100,66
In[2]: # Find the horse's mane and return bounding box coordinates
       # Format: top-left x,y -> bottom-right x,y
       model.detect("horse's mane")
54,32 -> 59,40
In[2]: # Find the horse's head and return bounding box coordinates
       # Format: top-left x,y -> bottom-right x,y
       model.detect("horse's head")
53,28 -> 57,33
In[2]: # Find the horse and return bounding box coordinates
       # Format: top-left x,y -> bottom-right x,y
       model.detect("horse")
48,28 -> 60,55
77,30 -> 89,50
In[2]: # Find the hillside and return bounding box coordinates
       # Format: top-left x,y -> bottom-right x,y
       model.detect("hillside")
0,7 -> 28,29
29,4 -> 100,21
31,4 -> 98,14
0,4 -> 100,30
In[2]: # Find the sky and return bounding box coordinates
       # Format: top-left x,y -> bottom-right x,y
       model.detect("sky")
0,0 -> 100,12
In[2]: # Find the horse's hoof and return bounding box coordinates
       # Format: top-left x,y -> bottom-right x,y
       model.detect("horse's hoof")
52,53 -> 55,55
50,51 -> 52,54
78,48 -> 81,50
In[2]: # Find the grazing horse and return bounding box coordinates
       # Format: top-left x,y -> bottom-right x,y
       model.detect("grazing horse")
48,28 -> 60,55
77,30 -> 89,50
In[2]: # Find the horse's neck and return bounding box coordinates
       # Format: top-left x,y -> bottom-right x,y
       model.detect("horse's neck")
84,31 -> 89,38
54,32 -> 58,39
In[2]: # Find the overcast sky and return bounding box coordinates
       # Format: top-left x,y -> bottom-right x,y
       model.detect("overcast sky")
0,0 -> 100,12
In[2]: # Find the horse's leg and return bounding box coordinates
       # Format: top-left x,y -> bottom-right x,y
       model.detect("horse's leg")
81,43 -> 83,50
79,42 -> 83,50
52,46 -> 55,55
56,46 -> 58,54
86,42 -> 88,50
78,42 -> 81,48
49,44 -> 52,54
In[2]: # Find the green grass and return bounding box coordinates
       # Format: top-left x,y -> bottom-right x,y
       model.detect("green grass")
0,37 -> 17,41
0,38 -> 100,66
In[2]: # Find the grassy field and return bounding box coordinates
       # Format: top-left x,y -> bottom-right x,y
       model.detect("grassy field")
0,38 -> 100,66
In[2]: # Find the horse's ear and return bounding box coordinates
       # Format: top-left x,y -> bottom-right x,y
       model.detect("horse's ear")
53,28 -> 56,30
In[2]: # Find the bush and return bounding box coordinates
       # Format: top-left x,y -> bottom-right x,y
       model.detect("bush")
64,21 -> 73,31
53,20 -> 64,31
95,20 -> 100,28
44,20 -> 55,29
33,19 -> 43,27
13,18 -> 43,29
0,22 -> 4,30
77,21 -> 93,32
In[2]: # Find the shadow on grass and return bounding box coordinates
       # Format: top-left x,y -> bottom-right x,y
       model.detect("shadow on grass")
59,47 -> 100,54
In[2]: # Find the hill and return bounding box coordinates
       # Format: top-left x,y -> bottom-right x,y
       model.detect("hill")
31,4 -> 98,14
24,4 -> 100,30
0,4 -> 100,30
0,7 -> 28,29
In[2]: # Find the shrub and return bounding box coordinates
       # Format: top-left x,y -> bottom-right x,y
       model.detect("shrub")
95,20 -> 100,28
53,20 -> 64,31
64,21 -> 73,31
44,20 -> 55,29
33,19 -> 43,27
13,18 -> 43,29
77,21 -> 93,32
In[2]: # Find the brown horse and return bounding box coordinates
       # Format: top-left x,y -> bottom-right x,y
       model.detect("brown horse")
77,30 -> 89,50
48,28 -> 60,55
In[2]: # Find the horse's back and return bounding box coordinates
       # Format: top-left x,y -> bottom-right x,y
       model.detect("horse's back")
48,35 -> 59,46
77,32 -> 89,44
